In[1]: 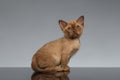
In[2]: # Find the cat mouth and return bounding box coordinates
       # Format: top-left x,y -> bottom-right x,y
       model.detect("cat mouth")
73,31 -> 79,36
70,32 -> 79,39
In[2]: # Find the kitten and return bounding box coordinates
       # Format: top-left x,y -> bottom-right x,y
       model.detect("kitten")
31,16 -> 84,72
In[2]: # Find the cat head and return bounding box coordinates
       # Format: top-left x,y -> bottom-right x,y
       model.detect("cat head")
59,16 -> 84,39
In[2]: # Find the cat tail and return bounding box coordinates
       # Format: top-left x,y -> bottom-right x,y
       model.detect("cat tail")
35,62 -> 61,73
31,58 -> 57,73
31,55 -> 45,72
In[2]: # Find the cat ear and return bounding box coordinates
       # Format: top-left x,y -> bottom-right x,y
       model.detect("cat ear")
59,20 -> 67,31
76,16 -> 84,26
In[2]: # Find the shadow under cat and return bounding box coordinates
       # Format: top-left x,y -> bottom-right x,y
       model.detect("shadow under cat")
31,71 -> 69,80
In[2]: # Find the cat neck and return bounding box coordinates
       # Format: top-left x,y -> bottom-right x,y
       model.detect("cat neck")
63,36 -> 80,41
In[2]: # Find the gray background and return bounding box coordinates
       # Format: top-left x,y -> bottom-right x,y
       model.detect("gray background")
0,0 -> 120,67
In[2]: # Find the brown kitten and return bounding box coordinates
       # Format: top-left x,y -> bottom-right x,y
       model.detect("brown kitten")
31,16 -> 84,72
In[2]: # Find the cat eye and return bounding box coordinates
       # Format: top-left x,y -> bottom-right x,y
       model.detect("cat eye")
67,27 -> 71,30
76,25 -> 79,28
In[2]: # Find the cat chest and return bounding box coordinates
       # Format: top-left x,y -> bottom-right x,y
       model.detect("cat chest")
70,42 -> 80,53
64,40 -> 80,53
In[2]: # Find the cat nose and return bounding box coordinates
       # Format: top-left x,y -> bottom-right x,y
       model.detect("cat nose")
73,29 -> 76,32
72,27 -> 76,30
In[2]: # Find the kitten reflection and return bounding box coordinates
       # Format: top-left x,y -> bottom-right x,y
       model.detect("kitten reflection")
31,72 -> 69,80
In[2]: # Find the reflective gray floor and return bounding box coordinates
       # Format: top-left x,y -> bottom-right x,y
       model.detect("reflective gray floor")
0,68 -> 120,80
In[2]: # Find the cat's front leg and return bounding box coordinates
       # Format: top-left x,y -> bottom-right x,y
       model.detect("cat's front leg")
60,55 -> 70,72
61,65 -> 70,72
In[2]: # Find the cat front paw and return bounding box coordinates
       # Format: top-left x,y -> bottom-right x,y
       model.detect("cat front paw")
61,65 -> 70,72
56,65 -> 64,72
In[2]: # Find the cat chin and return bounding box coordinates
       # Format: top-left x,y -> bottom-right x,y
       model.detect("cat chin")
69,35 -> 80,39
71,33 -> 80,38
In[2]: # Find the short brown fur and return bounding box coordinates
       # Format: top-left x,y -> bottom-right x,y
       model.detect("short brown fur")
31,16 -> 84,72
